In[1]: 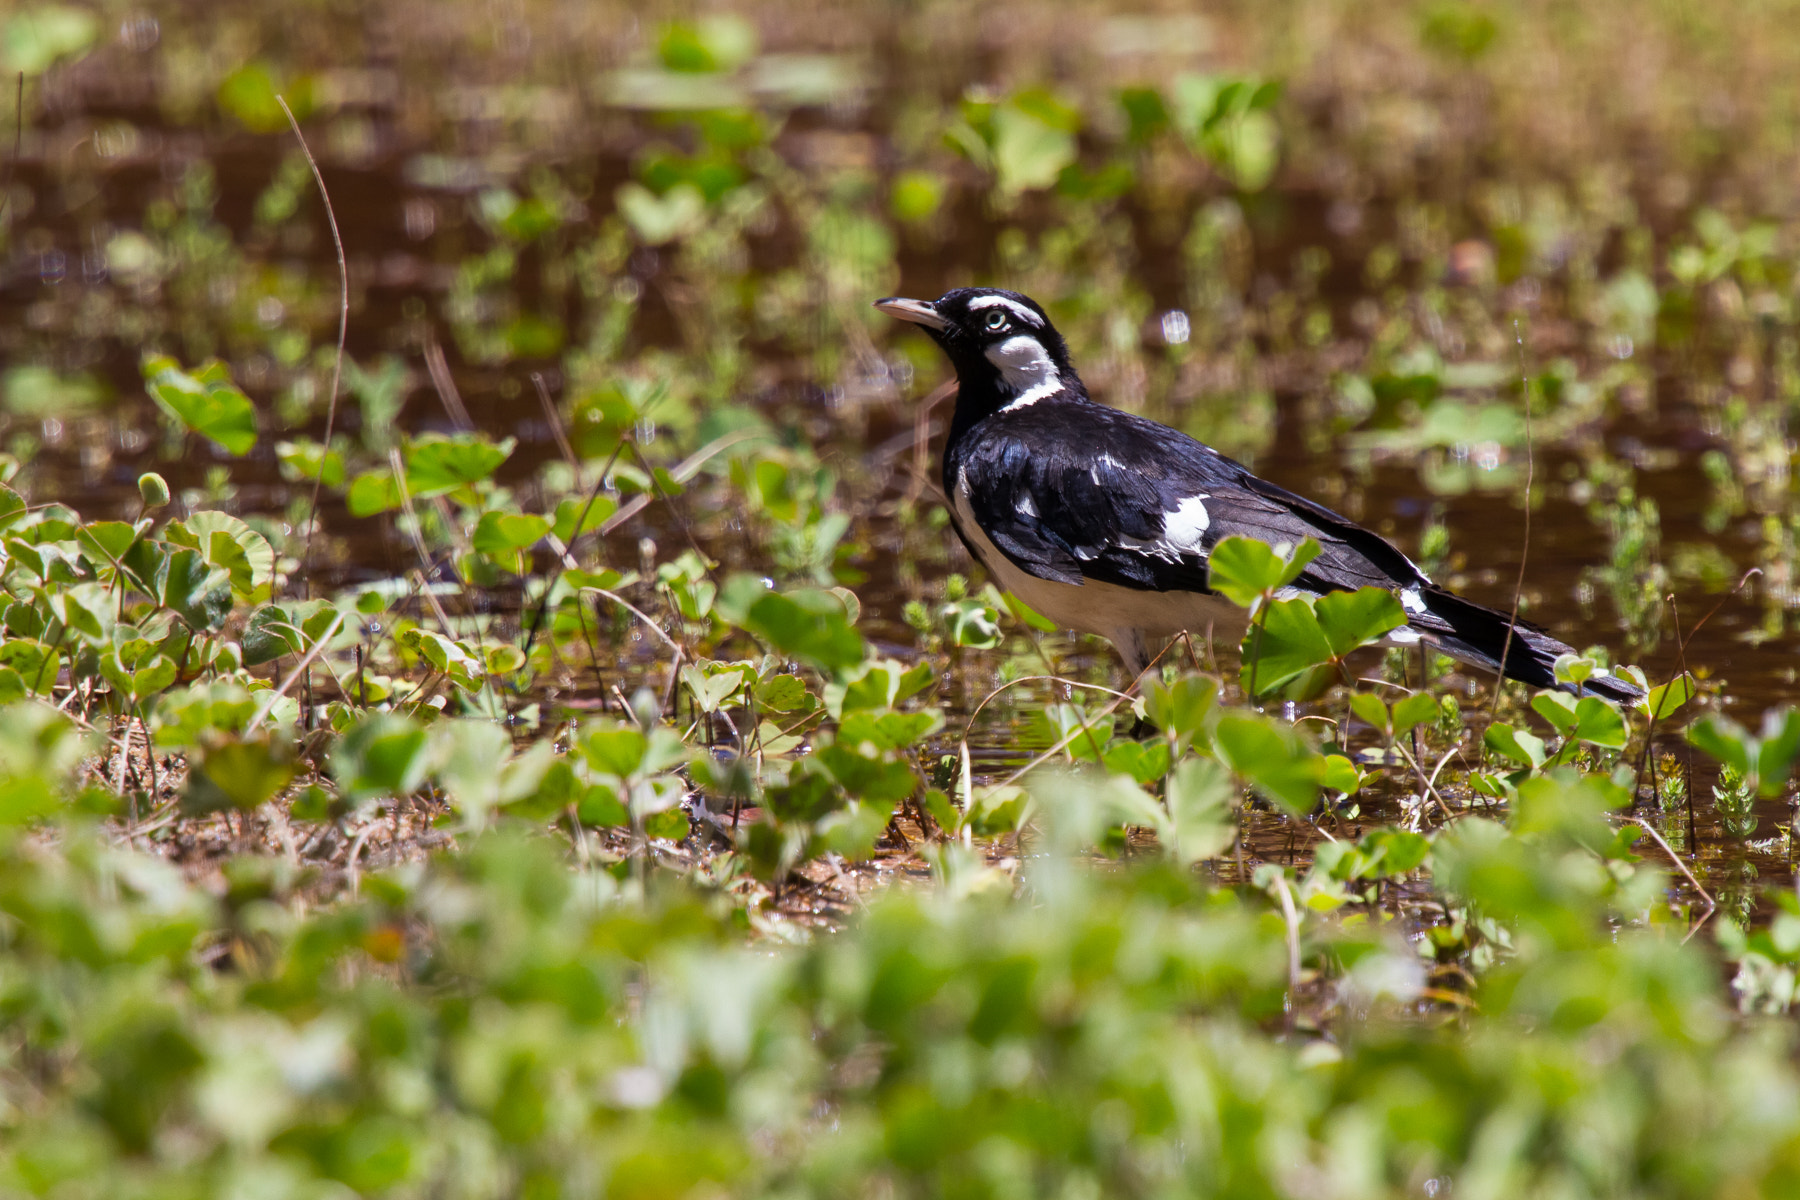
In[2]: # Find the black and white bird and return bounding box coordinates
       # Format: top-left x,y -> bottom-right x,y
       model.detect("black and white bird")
875,286 -> 1643,704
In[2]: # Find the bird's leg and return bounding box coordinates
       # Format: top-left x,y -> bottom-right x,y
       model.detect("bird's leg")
1114,630 -> 1159,740
1412,641 -> 1427,769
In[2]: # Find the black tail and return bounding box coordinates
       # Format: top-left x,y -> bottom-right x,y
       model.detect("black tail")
1407,585 -> 1644,704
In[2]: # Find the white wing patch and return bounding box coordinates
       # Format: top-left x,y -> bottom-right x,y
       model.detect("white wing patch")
1390,587 -> 1426,644
1160,495 -> 1210,551
986,334 -> 1062,409
1105,495 -> 1214,565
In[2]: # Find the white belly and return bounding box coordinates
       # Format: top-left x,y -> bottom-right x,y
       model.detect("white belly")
951,476 -> 1246,672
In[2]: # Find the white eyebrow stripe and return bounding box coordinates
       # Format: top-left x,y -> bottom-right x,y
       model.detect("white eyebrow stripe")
965,296 -> 1043,326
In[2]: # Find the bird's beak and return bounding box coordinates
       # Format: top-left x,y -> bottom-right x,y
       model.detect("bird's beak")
873,296 -> 948,332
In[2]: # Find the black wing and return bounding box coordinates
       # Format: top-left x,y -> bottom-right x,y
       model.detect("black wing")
948,403 -> 1427,597
944,402 -> 1644,703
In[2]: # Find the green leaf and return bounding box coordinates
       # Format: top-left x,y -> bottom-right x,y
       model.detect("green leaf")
1206,535 -> 1321,609
333,714 -> 430,803
810,801 -> 891,861
1212,711 -> 1323,816
0,485 -> 25,532
472,511 -> 551,554
216,60 -> 300,132
991,104 -> 1077,195
241,604 -> 303,667
48,583 -> 112,645
644,807 -> 690,841
1484,721 -> 1546,769
1142,673 -> 1218,749
184,737 -> 297,814
581,723 -> 649,778
1531,691 -> 1579,737
404,433 -> 514,495
1165,756 -> 1238,864
275,439 -> 346,488
1035,704 -> 1110,763
1349,692 -> 1390,738
77,520 -> 141,566
158,548 -> 234,632
1755,709 -> 1800,798
616,181 -> 706,245
999,590 -> 1058,632
0,640 -> 61,697
682,661 -> 752,714
1391,693 -> 1441,740
400,629 -> 484,689
923,786 -> 963,836
551,494 -> 619,543
1358,828 -> 1430,878
142,355 -> 258,456
1102,739 -> 1173,787
757,673 -> 813,713
1241,596 -> 1332,696
814,739 -> 918,805
577,782 -> 630,827
179,512 -> 275,602
130,655 -> 178,700
1553,652 -> 1596,686
840,709 -> 944,752
1314,587 -> 1406,657
1572,697 -> 1628,749
1322,754 -> 1365,795
1640,672 -> 1696,721
830,658 -> 934,716
1204,109 -> 1279,191
1688,714 -> 1750,775
718,576 -> 864,674
346,470 -> 404,517
940,597 -> 1002,648
1029,768 -> 1168,854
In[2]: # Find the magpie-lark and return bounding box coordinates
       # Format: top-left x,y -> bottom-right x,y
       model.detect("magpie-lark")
875,286 -> 1643,704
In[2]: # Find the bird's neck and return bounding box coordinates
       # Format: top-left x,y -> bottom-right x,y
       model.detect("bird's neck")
944,369 -> 1089,445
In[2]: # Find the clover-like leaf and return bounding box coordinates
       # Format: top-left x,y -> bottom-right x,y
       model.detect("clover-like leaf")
1484,721 -> 1546,769
472,511 -> 551,554
405,433 -> 514,496
1165,756 -> 1238,864
1212,710 -> 1323,816
1315,587 -> 1407,658
1639,672 -> 1696,722
1241,597 -> 1332,696
143,355 -> 257,456
1391,693 -> 1441,740
1206,535 -> 1321,609
332,713 -> 430,804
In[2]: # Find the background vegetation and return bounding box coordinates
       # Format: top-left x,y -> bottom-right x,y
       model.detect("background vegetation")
4,0 -> 1800,1194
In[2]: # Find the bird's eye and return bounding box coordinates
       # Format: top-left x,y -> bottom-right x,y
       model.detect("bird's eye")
984,310 -> 1008,331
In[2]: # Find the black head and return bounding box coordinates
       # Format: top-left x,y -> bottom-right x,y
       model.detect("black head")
874,287 -> 1087,421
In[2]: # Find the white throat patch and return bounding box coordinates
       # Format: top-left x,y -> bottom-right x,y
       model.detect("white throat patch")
985,334 -> 1062,409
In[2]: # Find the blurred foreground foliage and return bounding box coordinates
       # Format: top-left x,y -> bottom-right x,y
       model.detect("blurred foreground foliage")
6,747 -> 1800,1199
